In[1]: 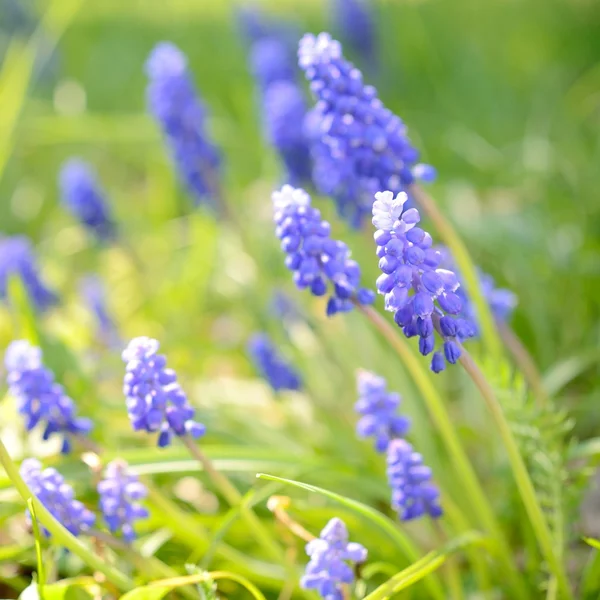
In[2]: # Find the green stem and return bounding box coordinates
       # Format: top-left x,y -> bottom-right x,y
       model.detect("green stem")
410,184 -> 503,362
181,437 -> 287,569
432,520 -> 464,600
0,438 -> 134,592
457,348 -> 572,599
357,305 -> 528,600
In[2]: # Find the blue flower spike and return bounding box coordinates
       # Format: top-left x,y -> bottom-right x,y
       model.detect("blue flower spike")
5,340 -> 92,454
273,184 -> 375,316
247,333 -> 302,393
387,438 -> 442,521
98,459 -> 149,542
372,190 -> 472,373
301,517 -> 367,600
122,336 -> 205,448
355,370 -> 410,452
21,458 -> 95,537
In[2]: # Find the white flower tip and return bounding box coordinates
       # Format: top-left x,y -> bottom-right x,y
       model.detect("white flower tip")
272,185 -> 311,212
372,191 -> 408,231
298,32 -> 341,69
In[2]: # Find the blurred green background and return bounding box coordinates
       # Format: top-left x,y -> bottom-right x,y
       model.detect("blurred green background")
0,0 -> 600,595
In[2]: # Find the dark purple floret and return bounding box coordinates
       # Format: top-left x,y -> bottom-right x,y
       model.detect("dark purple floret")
145,42 -> 220,209
247,333 -> 302,393
272,185 -> 374,316
59,159 -> 116,242
387,439 -> 442,521
5,340 -> 92,453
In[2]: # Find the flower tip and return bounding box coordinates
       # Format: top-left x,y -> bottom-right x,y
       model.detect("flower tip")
145,41 -> 187,79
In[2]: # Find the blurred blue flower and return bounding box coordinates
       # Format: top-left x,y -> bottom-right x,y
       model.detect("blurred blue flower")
330,0 -> 376,67
273,185 -> 375,316
145,42 -> 221,209
98,459 -> 148,542
0,236 -> 57,312
236,5 -> 299,48
21,458 -> 95,537
298,32 -> 434,227
5,340 -> 92,454
250,37 -> 296,89
59,159 -> 116,242
372,191 -> 472,372
80,275 -> 120,347
355,370 -> 410,452
301,517 -> 367,600
247,333 -> 302,392
122,336 -> 205,448
387,438 -> 442,521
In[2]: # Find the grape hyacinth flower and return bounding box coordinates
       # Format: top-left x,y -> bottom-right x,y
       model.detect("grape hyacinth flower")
250,37 -> 296,89
355,370 -> 410,452
273,185 -> 375,316
122,336 -> 205,448
372,191 -> 472,373
59,159 -> 116,242
298,32 -> 435,227
301,517 -> 367,600
387,439 -> 442,521
21,458 -> 95,537
145,42 -> 220,209
80,275 -> 120,347
330,0 -> 376,67
247,333 -> 302,393
5,340 -> 92,454
263,81 -> 312,185
98,459 -> 149,542
0,236 -> 57,312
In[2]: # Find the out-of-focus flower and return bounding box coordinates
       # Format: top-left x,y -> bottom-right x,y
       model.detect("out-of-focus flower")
145,42 -> 220,209
5,340 -> 92,454
301,517 -> 367,600
247,333 -> 302,392
80,275 -> 120,347
298,33 -> 434,227
0,236 -> 57,312
98,459 -> 148,542
372,191 -> 471,372
273,185 -> 374,316
355,370 -> 410,452
21,458 -> 95,536
250,37 -> 296,89
122,336 -> 205,447
58,159 -> 116,242
387,438 -> 442,521
330,0 -> 376,67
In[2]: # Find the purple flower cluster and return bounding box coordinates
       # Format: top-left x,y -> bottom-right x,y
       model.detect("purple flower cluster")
248,32 -> 312,185
387,439 -> 442,521
355,370 -> 410,452
298,32 -> 434,228
122,336 -> 205,447
247,333 -> 302,392
98,459 -> 149,542
59,159 -> 116,242
80,275 -> 120,348
5,340 -> 92,454
273,185 -> 375,316
301,518 -> 367,600
21,458 -> 95,537
330,0 -> 376,67
145,42 -> 220,209
0,236 -> 57,312
372,191 -> 471,372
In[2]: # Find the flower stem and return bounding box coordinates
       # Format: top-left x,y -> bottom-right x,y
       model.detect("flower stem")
267,496 -> 315,543
457,348 -> 572,599
497,321 -> 548,408
357,304 -> 528,600
0,437 -> 134,592
410,184 -> 503,363
181,437 -> 287,568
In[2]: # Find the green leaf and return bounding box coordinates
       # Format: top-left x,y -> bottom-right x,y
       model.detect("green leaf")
256,474 -> 444,600
363,531 -> 485,600
583,537 -> 600,550
27,499 -> 45,600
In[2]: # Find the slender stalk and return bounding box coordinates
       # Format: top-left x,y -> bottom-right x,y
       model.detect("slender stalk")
267,496 -> 315,543
410,184 -> 503,362
181,437 -> 286,568
432,520 -> 464,600
497,321 -> 548,408
357,304 -> 528,599
92,530 -> 200,600
457,348 -> 572,599
0,438 -> 134,592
